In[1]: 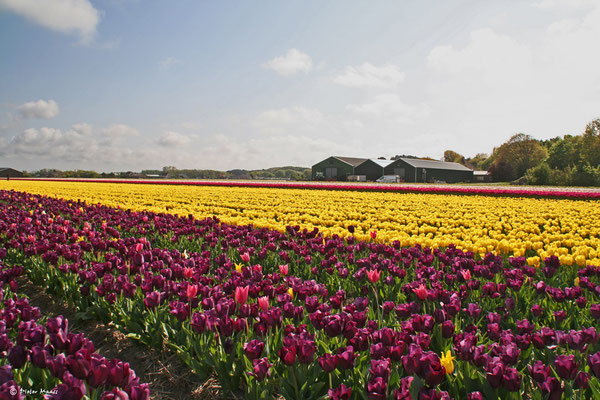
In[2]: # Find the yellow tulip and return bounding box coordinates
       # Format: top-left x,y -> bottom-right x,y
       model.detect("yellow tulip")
440,350 -> 455,374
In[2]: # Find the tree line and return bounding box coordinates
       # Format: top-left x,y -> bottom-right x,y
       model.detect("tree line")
443,118 -> 600,186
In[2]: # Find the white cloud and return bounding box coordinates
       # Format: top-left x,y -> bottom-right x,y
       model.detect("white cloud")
427,28 -> 532,88
17,99 -> 60,119
0,0 -> 100,43
102,123 -> 140,138
333,63 -> 406,89
420,10 -> 600,157
158,57 -> 181,71
70,123 -> 93,136
157,131 -> 192,147
347,94 -> 430,124
0,123 -> 145,165
263,49 -> 313,76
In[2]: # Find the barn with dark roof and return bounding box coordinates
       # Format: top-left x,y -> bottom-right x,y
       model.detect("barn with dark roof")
383,158 -> 473,183
311,156 -> 367,180
0,168 -> 23,178
312,156 -> 474,182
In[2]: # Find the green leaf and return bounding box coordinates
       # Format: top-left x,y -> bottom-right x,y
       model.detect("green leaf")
409,376 -> 424,400
125,333 -> 141,340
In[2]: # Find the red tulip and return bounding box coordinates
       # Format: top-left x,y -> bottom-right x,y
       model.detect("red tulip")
183,267 -> 194,279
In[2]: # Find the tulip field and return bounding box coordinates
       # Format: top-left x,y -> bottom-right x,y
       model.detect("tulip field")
0,181 -> 599,399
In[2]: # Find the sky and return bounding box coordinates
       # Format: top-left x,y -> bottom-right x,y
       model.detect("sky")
1,0 -> 600,172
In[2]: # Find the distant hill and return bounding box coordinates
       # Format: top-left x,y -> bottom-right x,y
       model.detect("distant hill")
29,166 -> 312,180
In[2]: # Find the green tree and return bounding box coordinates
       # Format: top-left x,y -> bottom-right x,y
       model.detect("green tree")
443,150 -> 464,164
525,162 -> 551,185
547,136 -> 579,170
489,133 -> 547,181
581,119 -> 600,167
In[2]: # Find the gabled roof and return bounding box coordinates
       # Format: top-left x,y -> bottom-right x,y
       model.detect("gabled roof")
0,167 -> 20,172
333,156 -> 368,167
397,158 -> 473,172
368,159 -> 393,168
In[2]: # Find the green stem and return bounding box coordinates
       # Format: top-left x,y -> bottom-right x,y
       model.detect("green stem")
290,367 -> 299,399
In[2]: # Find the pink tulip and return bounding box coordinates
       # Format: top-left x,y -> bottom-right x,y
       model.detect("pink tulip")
413,284 -> 428,300
279,264 -> 289,276
258,296 -> 269,311
235,286 -> 249,305
461,270 -> 472,281
366,269 -> 381,283
370,231 -> 377,240
186,284 -> 198,299
241,253 -> 250,263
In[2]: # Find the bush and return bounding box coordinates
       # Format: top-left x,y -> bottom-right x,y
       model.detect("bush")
525,162 -> 551,185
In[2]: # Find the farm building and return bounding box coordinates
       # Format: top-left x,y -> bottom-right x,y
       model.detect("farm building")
354,159 -> 393,181
473,170 -> 492,182
312,156 -> 475,182
0,168 -> 23,178
312,156 -> 367,180
383,158 -> 473,183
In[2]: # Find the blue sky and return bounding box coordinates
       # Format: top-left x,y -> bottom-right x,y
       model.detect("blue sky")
1,0 -> 600,172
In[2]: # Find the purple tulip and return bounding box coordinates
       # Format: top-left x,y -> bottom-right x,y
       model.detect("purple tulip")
500,343 -> 520,365
243,339 -> 264,360
46,315 -> 68,334
87,358 -> 109,388
0,380 -> 23,400
485,360 -> 504,388
127,384 -> 150,400
318,353 -> 338,372
143,291 -> 163,309
418,353 -> 445,387
108,360 -> 133,387
588,351 -> 600,378
502,367 -> 521,391
530,304 -> 543,317
297,339 -> 316,364
553,310 -> 566,322
248,357 -> 271,381
467,392 -> 483,400
100,388 -> 130,400
328,383 -> 352,400
367,377 -> 387,400
574,371 -> 590,389
66,350 -> 92,380
190,312 -> 206,334
278,345 -> 296,366
7,345 -> 28,369
554,354 -> 579,380
528,360 -> 550,383
337,346 -> 356,370
441,320 -> 455,339
369,358 -> 391,380
0,365 -> 13,385
538,377 -> 562,400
